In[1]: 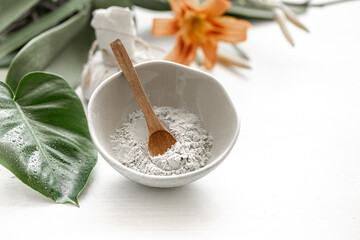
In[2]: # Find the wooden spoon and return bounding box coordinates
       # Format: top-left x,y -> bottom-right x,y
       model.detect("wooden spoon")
110,39 -> 177,157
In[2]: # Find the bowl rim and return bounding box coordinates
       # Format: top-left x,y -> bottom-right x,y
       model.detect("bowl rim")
88,60 -> 240,180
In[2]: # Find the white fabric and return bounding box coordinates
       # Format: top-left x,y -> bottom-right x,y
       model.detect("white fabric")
91,7 -> 136,62
81,50 -> 118,101
82,6 -> 164,101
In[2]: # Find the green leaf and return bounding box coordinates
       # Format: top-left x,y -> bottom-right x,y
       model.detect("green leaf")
45,24 -> 95,89
0,0 -> 91,59
0,51 -> 17,68
227,5 -> 307,20
93,0 -> 133,9
6,7 -> 90,92
228,0 -> 308,20
0,68 -> 7,81
131,0 -> 170,10
227,5 -> 275,19
130,0 -> 307,20
0,72 -> 97,205
0,0 -> 40,33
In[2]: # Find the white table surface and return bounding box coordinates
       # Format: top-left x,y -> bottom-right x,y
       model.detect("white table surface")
1,2 -> 360,240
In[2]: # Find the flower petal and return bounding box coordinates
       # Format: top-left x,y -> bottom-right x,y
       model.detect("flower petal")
169,0 -> 201,17
211,16 -> 251,43
200,0 -> 231,19
185,0 -> 200,10
201,40 -> 217,70
165,36 -> 184,62
152,18 -> 179,36
165,35 -> 197,66
182,44 -> 197,65
169,0 -> 188,18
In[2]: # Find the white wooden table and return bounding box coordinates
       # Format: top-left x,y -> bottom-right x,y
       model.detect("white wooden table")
1,2 -> 360,239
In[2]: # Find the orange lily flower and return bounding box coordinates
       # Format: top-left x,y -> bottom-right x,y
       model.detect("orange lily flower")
152,0 -> 251,70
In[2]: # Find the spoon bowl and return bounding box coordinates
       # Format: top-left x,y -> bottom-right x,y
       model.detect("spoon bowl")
148,130 -> 177,157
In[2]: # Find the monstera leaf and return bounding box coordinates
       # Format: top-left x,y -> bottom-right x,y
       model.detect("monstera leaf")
0,72 -> 97,205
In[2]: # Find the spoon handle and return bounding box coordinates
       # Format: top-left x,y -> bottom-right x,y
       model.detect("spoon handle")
110,39 -> 163,134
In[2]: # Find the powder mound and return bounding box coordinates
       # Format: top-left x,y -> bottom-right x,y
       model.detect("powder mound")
110,106 -> 213,176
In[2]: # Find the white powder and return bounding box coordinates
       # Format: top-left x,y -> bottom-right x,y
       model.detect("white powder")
110,106 -> 213,175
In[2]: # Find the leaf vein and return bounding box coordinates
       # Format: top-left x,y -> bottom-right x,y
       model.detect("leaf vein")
13,101 -> 60,198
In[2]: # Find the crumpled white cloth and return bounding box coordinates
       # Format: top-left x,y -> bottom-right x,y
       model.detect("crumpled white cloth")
81,49 -> 118,101
91,6 -> 136,63
81,6 -> 163,101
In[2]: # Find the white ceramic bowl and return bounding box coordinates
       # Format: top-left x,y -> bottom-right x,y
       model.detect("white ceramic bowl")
88,60 -> 240,187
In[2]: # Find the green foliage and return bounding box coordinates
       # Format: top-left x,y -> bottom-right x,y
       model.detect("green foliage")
6,8 -> 91,91
0,72 -> 97,205
130,0 -> 308,19
228,0 -> 308,20
130,0 -> 170,10
0,0 -> 91,59
45,24 -> 95,89
0,52 -> 16,68
93,0 -> 133,9
0,0 -> 40,33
